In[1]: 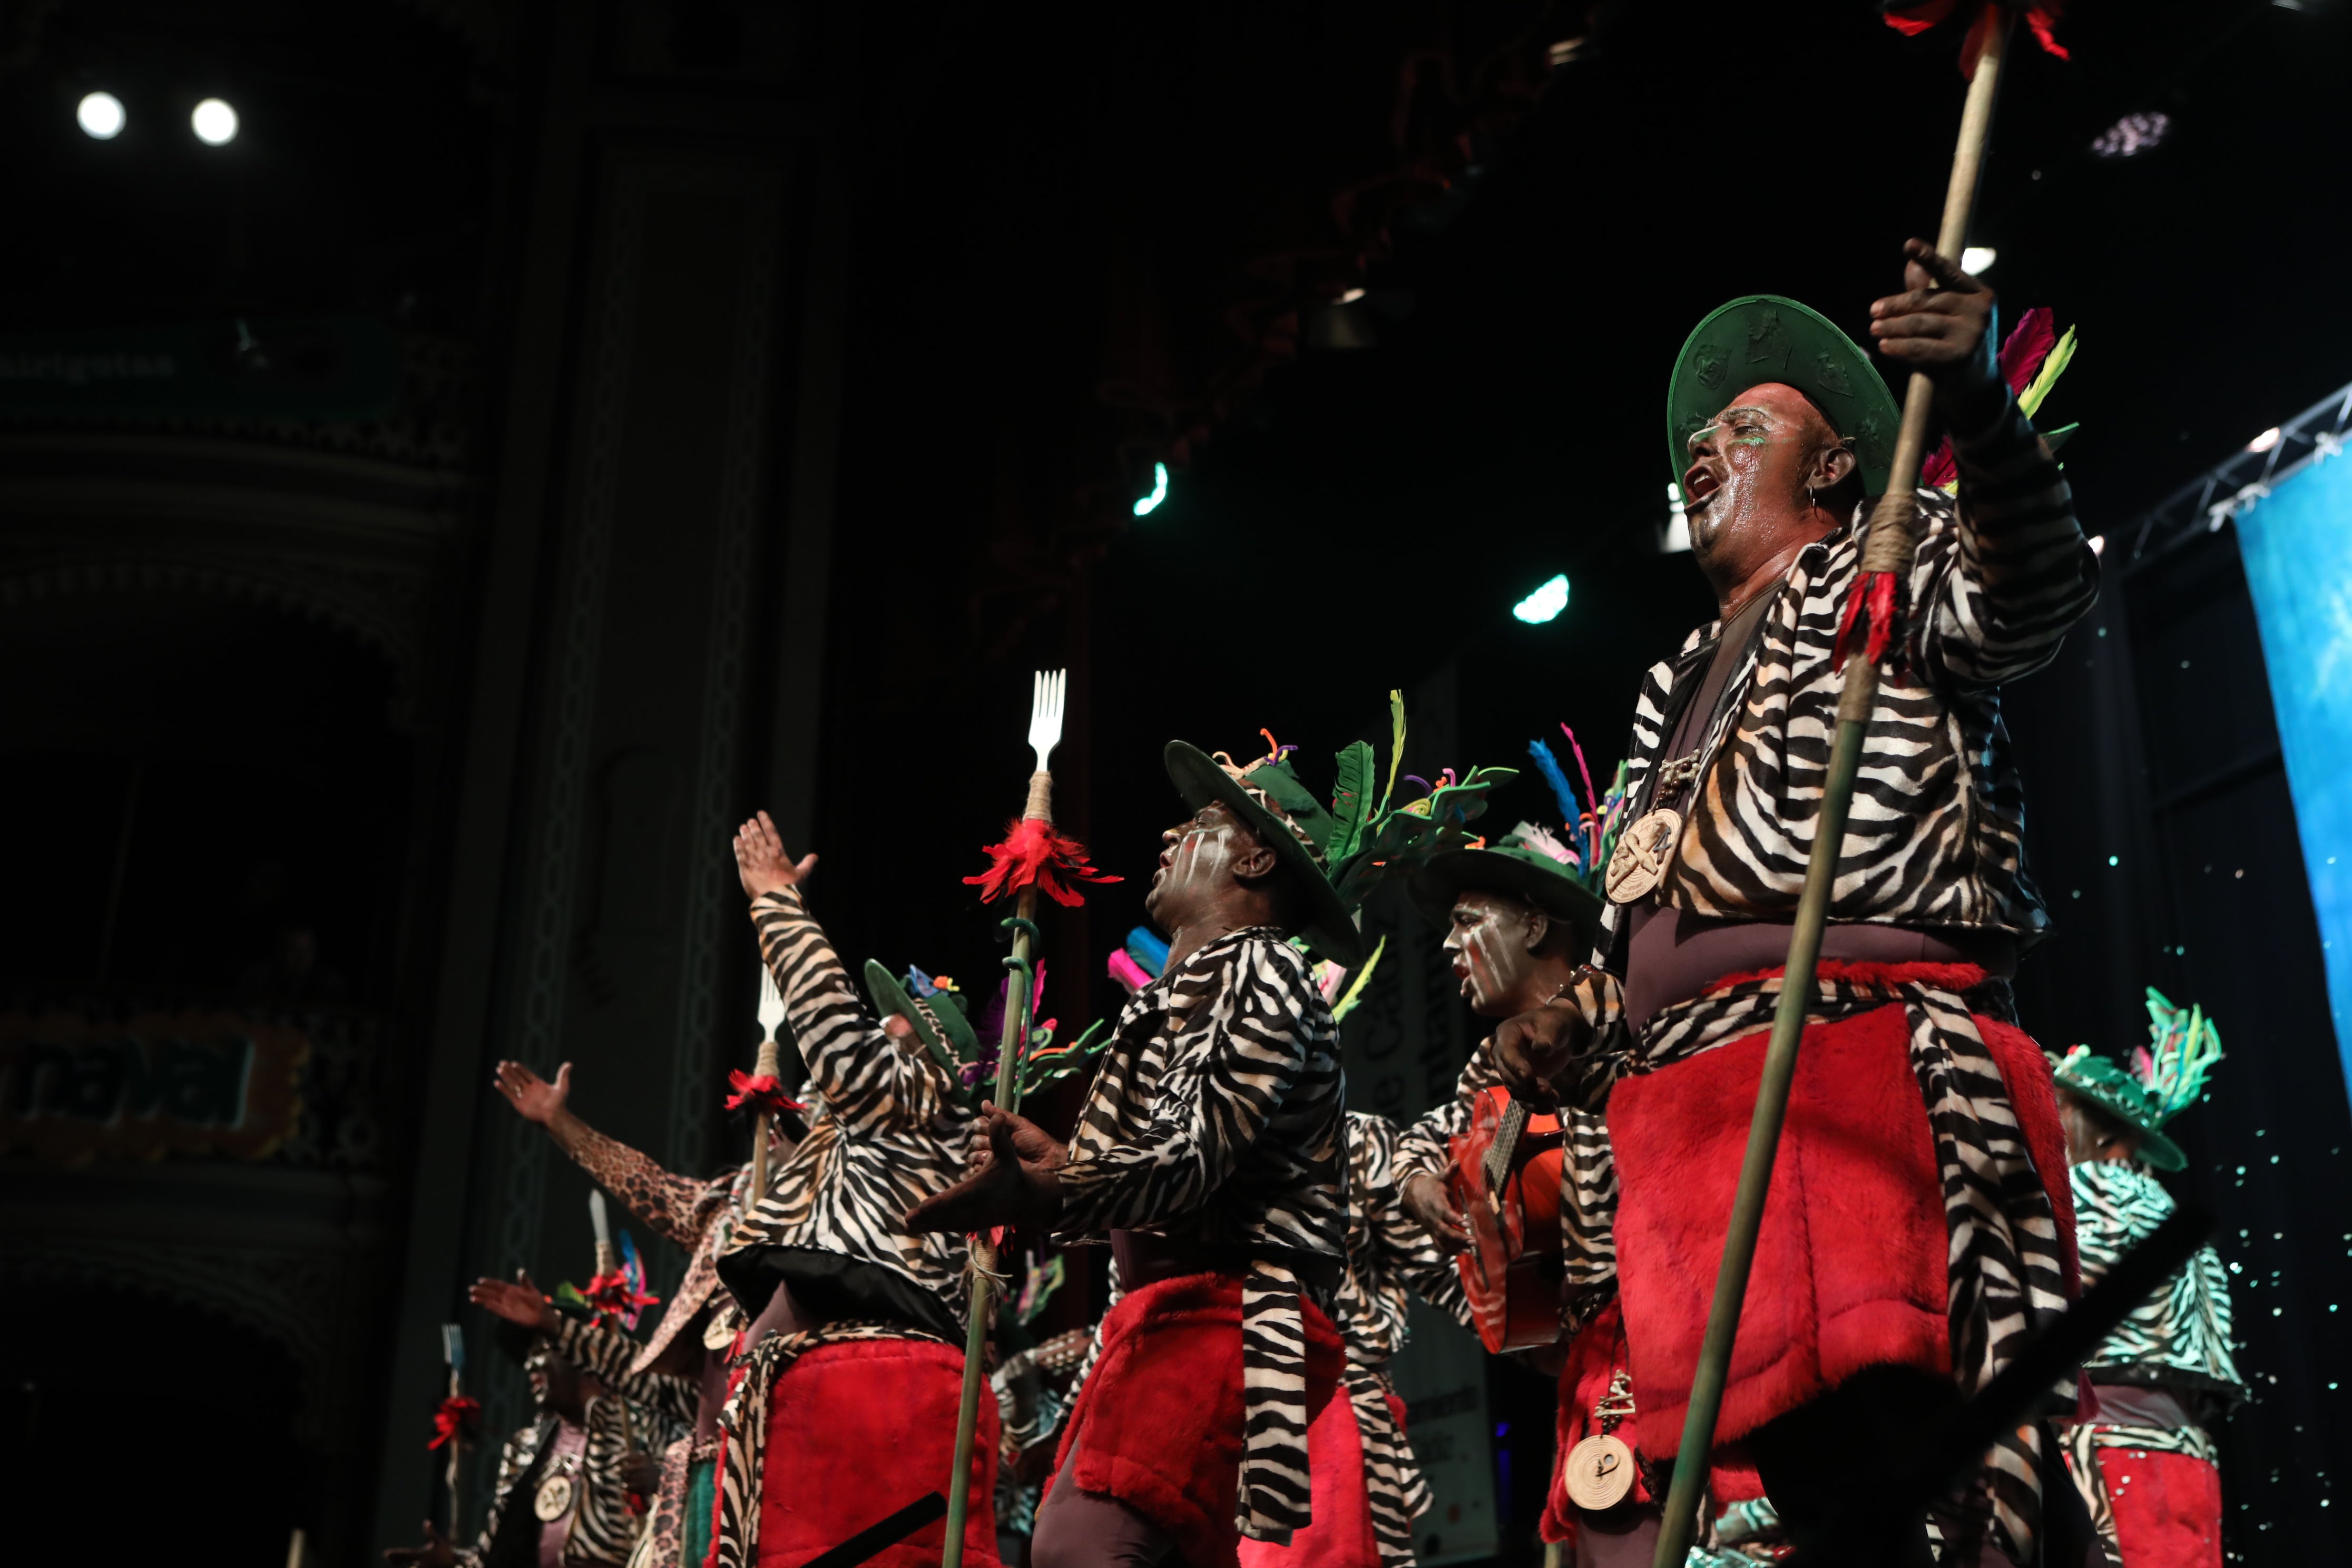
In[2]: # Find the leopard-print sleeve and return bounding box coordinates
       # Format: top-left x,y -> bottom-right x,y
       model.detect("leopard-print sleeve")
568,1124 -> 732,1249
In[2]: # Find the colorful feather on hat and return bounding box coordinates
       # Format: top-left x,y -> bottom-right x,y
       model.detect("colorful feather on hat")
1527,737 -> 1582,831
2138,987 -> 2223,1123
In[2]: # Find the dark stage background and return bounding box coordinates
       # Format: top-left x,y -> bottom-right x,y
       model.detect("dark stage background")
2,2 -> 2349,1563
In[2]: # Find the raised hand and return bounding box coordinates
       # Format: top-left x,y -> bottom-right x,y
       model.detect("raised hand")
384,1522 -> 457,1568
1868,239 -> 1998,398
734,810 -> 818,902
493,1060 -> 571,1126
468,1273 -> 557,1333
1400,1171 -> 1469,1254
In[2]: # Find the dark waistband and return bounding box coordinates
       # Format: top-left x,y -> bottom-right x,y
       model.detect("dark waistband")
1110,1230 -> 1343,1298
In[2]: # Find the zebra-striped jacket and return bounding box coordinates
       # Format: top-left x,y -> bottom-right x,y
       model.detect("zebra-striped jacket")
457,1389 -> 670,1568
720,887 -> 976,1332
1596,392 -> 2095,967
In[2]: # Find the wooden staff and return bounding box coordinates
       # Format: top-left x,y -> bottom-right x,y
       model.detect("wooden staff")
440,1322 -> 467,1539
941,669 -> 1065,1568
1648,15 -> 2016,1566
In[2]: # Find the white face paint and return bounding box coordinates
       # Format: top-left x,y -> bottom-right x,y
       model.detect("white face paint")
1145,807 -> 1243,926
1443,892 -> 1541,1016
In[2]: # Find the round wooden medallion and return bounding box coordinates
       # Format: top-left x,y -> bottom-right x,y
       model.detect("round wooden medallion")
1603,808 -> 1683,905
1563,1433 -> 1635,1511
533,1472 -> 577,1522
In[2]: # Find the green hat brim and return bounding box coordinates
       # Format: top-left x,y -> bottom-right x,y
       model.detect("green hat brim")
1408,846 -> 1605,946
1164,740 -> 1365,967
2051,1063 -> 2187,1173
863,960 -> 976,1093
1668,295 -> 1902,497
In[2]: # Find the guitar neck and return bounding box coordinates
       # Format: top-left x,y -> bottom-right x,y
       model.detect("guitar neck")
1482,1093 -> 1532,1193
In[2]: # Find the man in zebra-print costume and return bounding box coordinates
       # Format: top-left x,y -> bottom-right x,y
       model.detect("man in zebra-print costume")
2049,1008 -> 2242,1568
386,1315 -> 679,1568
909,740 -> 1358,1568
1491,246 -> 2103,1566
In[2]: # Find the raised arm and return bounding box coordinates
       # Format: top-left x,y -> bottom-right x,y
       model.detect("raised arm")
736,812 -> 947,1130
492,1061 -> 726,1248
1054,939 -> 1318,1236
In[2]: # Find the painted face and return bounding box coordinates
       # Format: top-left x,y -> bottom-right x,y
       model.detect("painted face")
1442,890 -> 1543,1016
1681,382 -> 1840,565
1144,801 -> 1256,927
2057,1089 -> 2141,1167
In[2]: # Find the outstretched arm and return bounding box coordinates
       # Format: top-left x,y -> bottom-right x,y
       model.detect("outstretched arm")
1871,241 -> 2096,690
491,1061 -> 721,1249
736,811 -> 945,1129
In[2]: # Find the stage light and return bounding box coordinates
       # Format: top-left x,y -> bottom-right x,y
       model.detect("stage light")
2091,111 -> 2169,159
2088,534 -> 2106,556
1661,483 -> 1691,553
1513,573 -> 1569,625
1961,247 -> 1996,275
1132,462 -> 1168,517
2248,427 -> 2282,454
77,92 -> 125,140
192,97 -> 239,145
1337,287 -> 1366,303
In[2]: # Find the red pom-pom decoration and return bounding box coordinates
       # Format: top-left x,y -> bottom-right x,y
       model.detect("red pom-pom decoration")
429,1394 -> 482,1451
724,1071 -> 805,1119
963,817 -> 1121,907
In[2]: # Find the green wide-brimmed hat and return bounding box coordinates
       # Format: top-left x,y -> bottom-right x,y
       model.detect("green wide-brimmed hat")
1667,295 -> 1903,497
1410,829 -> 1607,946
2047,1049 -> 2187,1172
1164,740 -> 1365,967
2047,989 -> 2224,1175
864,959 -> 979,1096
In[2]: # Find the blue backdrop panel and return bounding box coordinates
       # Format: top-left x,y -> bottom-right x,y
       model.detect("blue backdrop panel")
2236,449 -> 2352,1102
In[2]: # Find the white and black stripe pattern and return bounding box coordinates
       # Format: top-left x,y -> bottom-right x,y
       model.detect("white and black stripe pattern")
455,1417 -> 552,1568
1237,1258 -> 1315,1542
1592,396 -> 2093,959
2071,1161 -> 2245,1399
705,1320 -> 944,1568
1348,1366 -> 1425,1568
571,1389 -> 673,1566
549,1315 -> 701,1437
722,888 -> 978,1328
1054,927 -> 1347,1544
1622,965 -> 2072,1564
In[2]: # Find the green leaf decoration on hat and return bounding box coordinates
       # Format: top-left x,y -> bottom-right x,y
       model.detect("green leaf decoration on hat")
1318,690 -> 1517,912
1019,1016 -> 1109,1099
2138,988 -> 2223,1122
1325,740 -> 1377,867
1328,936 -> 1386,1023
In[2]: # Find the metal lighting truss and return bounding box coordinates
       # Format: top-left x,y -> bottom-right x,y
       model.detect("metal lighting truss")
2126,376 -> 2352,572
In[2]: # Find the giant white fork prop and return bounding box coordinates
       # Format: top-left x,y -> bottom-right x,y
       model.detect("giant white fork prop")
940,670 -> 1066,1568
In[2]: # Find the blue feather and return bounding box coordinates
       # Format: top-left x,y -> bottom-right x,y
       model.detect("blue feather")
1527,738 -> 1580,828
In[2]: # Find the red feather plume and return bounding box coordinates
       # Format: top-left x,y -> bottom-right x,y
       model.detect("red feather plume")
964,818 -> 1121,907
429,1394 -> 481,1451
1881,2 -> 2067,75
724,1071 -> 804,1118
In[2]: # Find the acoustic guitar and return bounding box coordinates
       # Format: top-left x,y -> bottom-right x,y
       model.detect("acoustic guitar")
1447,1085 -> 1567,1354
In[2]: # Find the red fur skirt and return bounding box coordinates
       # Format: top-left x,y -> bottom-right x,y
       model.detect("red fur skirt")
2095,1446 -> 2222,1568
1232,1379 -> 1387,1568
754,1336 -> 1001,1568
1049,1272 -> 1344,1568
1609,1000 -> 2073,1454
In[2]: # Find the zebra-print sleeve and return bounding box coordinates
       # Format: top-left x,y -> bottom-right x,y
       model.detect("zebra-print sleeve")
568,1125 -> 730,1251
1355,1113 -> 1472,1332
456,1421 -> 545,1567
1054,938 -> 1320,1234
572,1392 -> 654,1565
1392,1041 -> 1504,1187
750,888 -> 946,1131
1912,392 -> 2098,691
548,1316 -> 700,1433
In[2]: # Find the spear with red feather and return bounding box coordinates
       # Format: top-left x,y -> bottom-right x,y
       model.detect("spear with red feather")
1649,8 -> 2060,1566
941,669 -> 1116,1568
